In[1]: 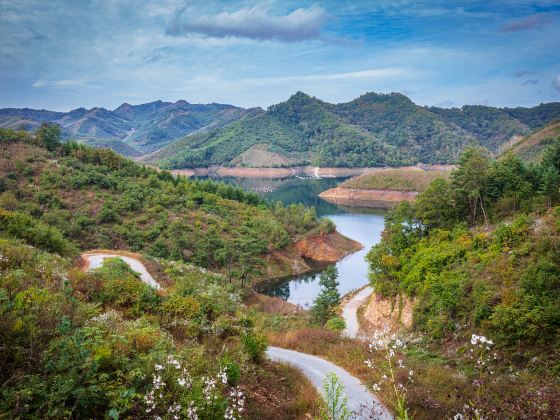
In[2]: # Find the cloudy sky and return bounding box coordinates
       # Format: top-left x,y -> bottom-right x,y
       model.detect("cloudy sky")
1,0 -> 559,111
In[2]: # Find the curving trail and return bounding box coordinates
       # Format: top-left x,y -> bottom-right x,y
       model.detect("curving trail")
81,253 -> 162,290
342,286 -> 373,339
267,346 -> 392,419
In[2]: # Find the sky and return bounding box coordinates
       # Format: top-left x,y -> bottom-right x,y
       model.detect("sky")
1,0 -> 559,111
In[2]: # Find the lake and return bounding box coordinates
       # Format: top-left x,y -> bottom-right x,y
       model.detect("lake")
199,175 -> 386,308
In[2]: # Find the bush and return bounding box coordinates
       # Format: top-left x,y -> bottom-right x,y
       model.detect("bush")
0,209 -> 73,255
242,331 -> 268,362
325,316 -> 346,332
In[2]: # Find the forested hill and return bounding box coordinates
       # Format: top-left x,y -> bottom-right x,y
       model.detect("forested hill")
0,125 -> 334,277
146,91 -> 560,169
0,100 -> 262,156
0,125 -> 338,417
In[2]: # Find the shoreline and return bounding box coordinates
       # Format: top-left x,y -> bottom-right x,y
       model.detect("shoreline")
170,164 -> 454,179
255,231 -> 363,290
319,187 -> 418,208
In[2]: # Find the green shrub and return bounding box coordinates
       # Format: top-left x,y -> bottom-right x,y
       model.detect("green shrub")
325,316 -> 346,332
242,331 -> 268,362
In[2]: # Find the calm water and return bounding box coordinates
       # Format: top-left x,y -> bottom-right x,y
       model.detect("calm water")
199,175 -> 386,307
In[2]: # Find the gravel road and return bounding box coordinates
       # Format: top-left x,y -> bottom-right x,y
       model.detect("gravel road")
82,253 -> 162,290
342,286 -> 373,339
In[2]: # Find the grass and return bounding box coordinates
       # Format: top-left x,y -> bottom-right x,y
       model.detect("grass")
267,326 -> 560,419
340,168 -> 451,192
242,360 -> 320,419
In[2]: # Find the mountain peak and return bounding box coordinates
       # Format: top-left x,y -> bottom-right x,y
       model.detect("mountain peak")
352,91 -> 413,105
290,91 -> 313,100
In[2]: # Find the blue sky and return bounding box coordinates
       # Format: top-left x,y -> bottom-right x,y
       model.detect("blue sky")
1,0 -> 559,111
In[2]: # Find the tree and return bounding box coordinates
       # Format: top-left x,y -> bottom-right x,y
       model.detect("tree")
451,147 -> 491,226
36,123 -> 62,151
229,232 -> 266,288
415,178 -> 457,229
541,137 -> 560,172
311,266 -> 340,326
487,151 -> 532,212
539,165 -> 560,208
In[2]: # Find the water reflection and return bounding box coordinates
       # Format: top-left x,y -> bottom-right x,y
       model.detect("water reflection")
195,175 -> 386,307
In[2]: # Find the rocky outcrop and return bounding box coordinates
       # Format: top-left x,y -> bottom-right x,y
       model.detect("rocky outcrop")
362,293 -> 414,335
319,187 -> 418,208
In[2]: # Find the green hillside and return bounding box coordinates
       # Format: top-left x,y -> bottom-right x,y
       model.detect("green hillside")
507,121 -> 560,162
148,92 -> 560,169
0,125 -> 334,277
0,126 -> 335,418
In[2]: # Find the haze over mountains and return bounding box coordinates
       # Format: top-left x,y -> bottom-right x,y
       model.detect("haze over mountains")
2,92 -> 560,168
0,100 -> 261,156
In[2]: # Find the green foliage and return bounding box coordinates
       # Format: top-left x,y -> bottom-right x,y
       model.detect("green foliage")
325,316 -> 346,332
0,132 -> 326,276
311,266 -> 341,326
242,330 -> 268,362
367,141 -> 560,348
148,92 -> 560,169
0,208 -> 74,255
0,239 -> 261,417
340,168 -> 451,192
35,123 -> 62,151
319,372 -> 350,420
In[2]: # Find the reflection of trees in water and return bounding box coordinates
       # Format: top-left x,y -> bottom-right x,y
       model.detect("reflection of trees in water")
265,282 -> 290,300
196,175 -> 348,216
264,271 -> 321,301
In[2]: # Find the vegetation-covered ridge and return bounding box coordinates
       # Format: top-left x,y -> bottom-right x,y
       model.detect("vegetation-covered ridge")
0,125 -> 340,418
0,125 -> 342,287
507,120 -> 560,162
338,167 -> 452,192
367,139 -> 560,350
0,100 -> 262,155
146,91 -> 560,169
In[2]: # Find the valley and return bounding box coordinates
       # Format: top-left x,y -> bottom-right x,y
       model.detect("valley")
3,1 -> 560,418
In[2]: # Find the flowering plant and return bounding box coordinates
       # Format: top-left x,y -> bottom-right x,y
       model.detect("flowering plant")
143,354 -> 245,419
365,330 -> 413,419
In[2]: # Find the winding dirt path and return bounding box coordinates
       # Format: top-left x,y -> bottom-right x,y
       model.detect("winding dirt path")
342,286 -> 373,339
81,252 -> 162,290
266,347 -> 392,419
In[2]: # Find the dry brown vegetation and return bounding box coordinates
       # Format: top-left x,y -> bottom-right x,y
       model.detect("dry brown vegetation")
242,360 -> 320,419
340,168 -> 451,192
508,121 -> 560,162
268,327 -> 560,419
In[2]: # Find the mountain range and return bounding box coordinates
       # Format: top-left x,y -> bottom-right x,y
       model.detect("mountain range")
0,100 -> 261,156
3,92 -> 560,167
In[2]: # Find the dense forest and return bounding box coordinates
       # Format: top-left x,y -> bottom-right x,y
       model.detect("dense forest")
147,92 -> 560,169
367,140 -> 560,348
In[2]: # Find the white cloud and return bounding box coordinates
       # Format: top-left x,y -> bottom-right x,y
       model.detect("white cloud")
32,79 -> 87,88
242,68 -> 409,86
166,3 -> 328,42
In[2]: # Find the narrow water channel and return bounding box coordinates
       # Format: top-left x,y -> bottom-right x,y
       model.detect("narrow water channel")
200,176 -> 386,308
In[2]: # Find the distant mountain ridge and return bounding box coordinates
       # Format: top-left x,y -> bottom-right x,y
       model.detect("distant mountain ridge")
0,100 -> 261,156
3,92 -> 560,166
145,91 -> 560,169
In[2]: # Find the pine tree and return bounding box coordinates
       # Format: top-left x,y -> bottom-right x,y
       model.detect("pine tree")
311,266 -> 340,326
